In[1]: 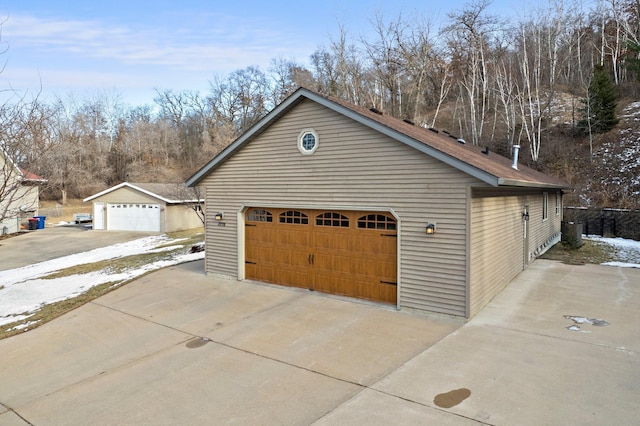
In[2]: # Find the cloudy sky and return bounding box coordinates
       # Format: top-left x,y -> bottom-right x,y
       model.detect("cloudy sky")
0,0 -> 522,106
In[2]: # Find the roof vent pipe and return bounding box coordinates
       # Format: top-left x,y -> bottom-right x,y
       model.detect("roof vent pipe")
512,145 -> 520,170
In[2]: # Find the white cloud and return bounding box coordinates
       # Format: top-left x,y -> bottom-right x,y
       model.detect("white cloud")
0,11 -> 316,103
3,13 -> 313,71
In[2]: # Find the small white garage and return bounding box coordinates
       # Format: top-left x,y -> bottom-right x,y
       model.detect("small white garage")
84,182 -> 203,233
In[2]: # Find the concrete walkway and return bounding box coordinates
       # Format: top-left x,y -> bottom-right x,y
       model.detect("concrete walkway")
0,259 -> 638,425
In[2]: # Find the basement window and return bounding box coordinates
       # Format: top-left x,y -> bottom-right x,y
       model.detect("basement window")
298,129 -> 319,155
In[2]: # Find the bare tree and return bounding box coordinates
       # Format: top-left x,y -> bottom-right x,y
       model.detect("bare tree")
494,53 -> 519,152
362,14 -> 406,116
0,95 -> 50,233
168,183 -> 205,225
444,0 -> 498,145
0,146 -> 41,233
208,66 -> 272,134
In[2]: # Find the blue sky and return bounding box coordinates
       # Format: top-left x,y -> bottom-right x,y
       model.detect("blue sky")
0,0 -> 523,107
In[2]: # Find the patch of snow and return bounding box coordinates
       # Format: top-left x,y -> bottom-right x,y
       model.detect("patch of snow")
148,245 -> 185,253
0,235 -> 170,286
566,325 -> 592,333
0,314 -> 32,327
5,320 -> 39,332
564,315 -> 609,332
601,261 -> 640,268
566,316 -> 589,324
0,235 -> 204,327
584,235 -> 640,267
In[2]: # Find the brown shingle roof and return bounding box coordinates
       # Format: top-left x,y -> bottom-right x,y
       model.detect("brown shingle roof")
316,90 -> 568,189
187,87 -> 568,189
129,183 -> 188,202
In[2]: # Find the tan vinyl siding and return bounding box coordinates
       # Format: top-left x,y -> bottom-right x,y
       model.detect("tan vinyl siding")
204,186 -> 237,280
469,194 -> 524,316
165,205 -> 204,232
201,99 -> 480,316
470,190 -> 563,316
527,191 -> 563,261
90,187 -> 161,204
0,185 -> 39,234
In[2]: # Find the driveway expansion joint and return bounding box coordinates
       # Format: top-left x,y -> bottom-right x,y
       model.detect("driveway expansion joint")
486,324 -> 637,354
0,401 -> 34,425
89,298 -> 369,386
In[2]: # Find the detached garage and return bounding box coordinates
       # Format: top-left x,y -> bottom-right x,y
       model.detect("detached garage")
186,88 -> 567,319
84,182 -> 203,233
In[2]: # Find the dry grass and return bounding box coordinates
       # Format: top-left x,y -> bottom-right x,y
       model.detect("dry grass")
39,199 -> 92,225
540,240 -> 616,265
42,230 -> 203,279
0,281 -> 121,340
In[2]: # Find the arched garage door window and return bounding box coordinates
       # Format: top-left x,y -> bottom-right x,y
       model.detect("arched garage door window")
315,212 -> 349,227
247,209 -> 273,222
279,210 -> 308,224
357,213 -> 396,230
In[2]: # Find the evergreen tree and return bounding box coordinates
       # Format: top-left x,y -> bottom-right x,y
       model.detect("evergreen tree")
627,42 -> 640,82
579,65 -> 619,134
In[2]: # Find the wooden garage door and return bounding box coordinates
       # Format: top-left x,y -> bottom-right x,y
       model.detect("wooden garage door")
245,208 -> 397,304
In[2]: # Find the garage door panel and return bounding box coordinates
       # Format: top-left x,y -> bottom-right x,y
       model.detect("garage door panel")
314,230 -> 351,251
245,208 -> 397,304
378,260 -> 397,280
274,266 -> 307,289
107,203 -> 161,232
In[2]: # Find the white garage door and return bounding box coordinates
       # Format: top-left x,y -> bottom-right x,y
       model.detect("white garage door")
107,203 -> 161,232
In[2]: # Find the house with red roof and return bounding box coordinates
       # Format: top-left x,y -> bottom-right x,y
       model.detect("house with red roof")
1,148 -> 47,235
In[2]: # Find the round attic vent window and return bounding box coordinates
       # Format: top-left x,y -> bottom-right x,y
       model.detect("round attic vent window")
298,129 -> 319,155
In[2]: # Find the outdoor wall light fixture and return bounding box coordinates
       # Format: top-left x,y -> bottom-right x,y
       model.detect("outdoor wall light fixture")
426,223 -> 436,234
214,212 -> 224,221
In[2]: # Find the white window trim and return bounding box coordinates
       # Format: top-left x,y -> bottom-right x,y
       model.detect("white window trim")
297,129 -> 319,155
543,192 -> 549,221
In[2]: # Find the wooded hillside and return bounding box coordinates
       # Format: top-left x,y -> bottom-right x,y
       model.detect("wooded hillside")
2,0 -> 639,208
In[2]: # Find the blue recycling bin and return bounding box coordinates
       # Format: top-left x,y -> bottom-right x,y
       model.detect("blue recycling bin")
34,216 -> 47,229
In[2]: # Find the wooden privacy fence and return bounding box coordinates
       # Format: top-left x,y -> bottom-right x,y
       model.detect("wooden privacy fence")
563,207 -> 640,241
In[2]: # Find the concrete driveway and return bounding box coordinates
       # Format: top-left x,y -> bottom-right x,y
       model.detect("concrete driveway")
0,227 -> 155,271
0,257 -> 638,425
